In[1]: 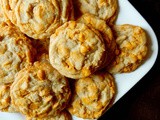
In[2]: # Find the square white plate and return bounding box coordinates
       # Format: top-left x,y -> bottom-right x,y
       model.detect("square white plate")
0,0 -> 158,120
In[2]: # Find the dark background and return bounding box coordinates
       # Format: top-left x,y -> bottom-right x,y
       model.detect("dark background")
99,0 -> 160,120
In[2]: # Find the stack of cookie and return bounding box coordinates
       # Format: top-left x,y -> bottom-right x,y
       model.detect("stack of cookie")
0,0 -> 148,120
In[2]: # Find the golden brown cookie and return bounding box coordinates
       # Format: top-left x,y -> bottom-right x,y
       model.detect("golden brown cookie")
26,110 -> 72,120
0,5 -> 8,23
77,13 -> 118,67
0,5 -> 12,25
73,0 -> 118,24
0,22 -> 35,112
1,0 -> 74,39
0,84 -> 16,112
11,61 -> 71,118
0,22 -> 36,84
0,5 -> 5,23
49,21 -> 106,79
108,24 -> 148,73
67,71 -> 115,119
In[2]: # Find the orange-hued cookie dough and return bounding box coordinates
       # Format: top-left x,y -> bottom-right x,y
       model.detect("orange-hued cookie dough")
49,21 -> 106,79
68,71 -> 115,119
108,24 -> 148,73
11,62 -> 71,118
1,0 -> 74,39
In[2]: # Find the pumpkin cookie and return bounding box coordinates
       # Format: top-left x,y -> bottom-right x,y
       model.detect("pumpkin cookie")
1,0 -> 74,39
73,0 -> 118,24
26,110 -> 72,120
67,71 -> 115,119
108,24 -> 148,73
77,13 -> 118,66
49,21 -> 106,79
11,61 -> 71,118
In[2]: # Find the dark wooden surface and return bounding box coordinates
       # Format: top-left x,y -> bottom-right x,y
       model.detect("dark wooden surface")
99,0 -> 160,120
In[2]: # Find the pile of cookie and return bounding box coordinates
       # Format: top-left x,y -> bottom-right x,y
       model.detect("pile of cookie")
0,0 -> 148,120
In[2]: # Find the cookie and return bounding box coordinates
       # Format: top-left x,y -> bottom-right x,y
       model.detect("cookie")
49,21 -> 106,79
1,0 -> 74,39
0,84 -> 16,112
0,22 -> 35,112
0,22 -> 36,84
77,13 -> 118,66
73,0 -> 118,24
10,61 -> 71,118
108,24 -> 148,73
0,5 -> 12,25
26,110 -> 72,120
0,5 -> 5,23
67,71 -> 115,119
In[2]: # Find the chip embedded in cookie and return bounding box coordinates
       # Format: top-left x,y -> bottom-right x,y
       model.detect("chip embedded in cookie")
26,110 -> 72,120
0,22 -> 36,84
1,0 -> 74,39
11,61 -> 71,118
67,71 -> 116,119
73,0 -> 118,24
0,22 -> 36,112
108,24 -> 148,73
49,21 -> 106,79
0,84 -> 17,112
77,13 -> 118,66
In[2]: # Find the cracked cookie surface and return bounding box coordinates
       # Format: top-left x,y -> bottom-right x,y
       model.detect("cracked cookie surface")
11,61 -> 71,118
0,22 -> 35,84
0,84 -> 17,112
49,21 -> 106,79
67,71 -> 115,119
108,24 -> 148,73
77,13 -> 118,67
73,0 -> 118,24
1,0 -> 74,39
0,22 -> 35,112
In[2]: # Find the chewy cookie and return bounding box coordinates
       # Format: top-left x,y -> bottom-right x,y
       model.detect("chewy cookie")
1,0 -> 74,39
0,5 -> 5,23
0,84 -> 16,112
77,13 -> 118,66
108,24 -> 148,73
49,21 -> 106,79
11,61 -> 71,118
0,22 -> 35,112
67,71 -> 115,119
26,110 -> 72,120
0,22 -> 36,84
73,0 -> 118,24
0,5 -> 12,25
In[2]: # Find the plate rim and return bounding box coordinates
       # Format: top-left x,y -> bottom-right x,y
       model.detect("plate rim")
0,0 -> 159,120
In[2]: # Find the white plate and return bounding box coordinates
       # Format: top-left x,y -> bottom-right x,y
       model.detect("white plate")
0,0 -> 158,120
